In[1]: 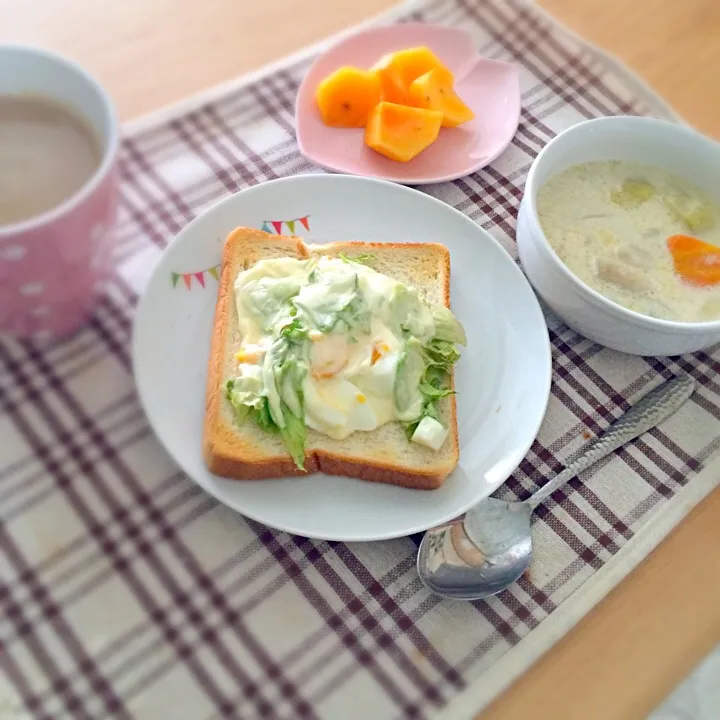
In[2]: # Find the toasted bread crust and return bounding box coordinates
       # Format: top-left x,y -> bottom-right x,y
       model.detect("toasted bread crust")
203,228 -> 458,490
202,229 -> 310,479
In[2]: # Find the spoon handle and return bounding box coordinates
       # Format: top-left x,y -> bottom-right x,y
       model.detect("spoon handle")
525,373 -> 696,510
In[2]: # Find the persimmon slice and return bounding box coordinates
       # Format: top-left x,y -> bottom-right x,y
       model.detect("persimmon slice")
371,47 -> 450,105
315,67 -> 382,128
408,68 -> 475,128
365,101 -> 443,162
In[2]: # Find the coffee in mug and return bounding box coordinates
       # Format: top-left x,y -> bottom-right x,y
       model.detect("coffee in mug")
0,45 -> 120,343
0,95 -> 102,225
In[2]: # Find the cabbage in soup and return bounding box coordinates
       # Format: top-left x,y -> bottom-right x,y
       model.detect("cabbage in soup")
537,160 -> 720,322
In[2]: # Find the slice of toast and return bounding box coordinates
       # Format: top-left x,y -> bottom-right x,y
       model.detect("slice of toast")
203,227 -> 459,490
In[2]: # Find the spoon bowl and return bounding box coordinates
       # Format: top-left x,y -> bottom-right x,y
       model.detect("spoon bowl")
418,500 -> 532,600
417,373 -> 696,600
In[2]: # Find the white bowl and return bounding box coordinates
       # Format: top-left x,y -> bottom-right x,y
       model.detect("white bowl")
517,116 -> 720,356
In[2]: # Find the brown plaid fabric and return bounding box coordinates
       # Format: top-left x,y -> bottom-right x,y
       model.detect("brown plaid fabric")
2,0 -> 718,718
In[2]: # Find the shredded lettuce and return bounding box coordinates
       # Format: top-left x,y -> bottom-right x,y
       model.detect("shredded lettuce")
388,284 -> 435,341
424,337 -> 461,367
402,337 -> 462,441
432,305 -> 467,345
251,397 -> 277,433
279,317 -> 307,343
418,380 -> 455,400
278,408 -> 307,470
225,379 -> 250,423
226,377 -> 306,469
335,292 -> 371,335
227,316 -> 310,470
245,276 -> 304,332
226,380 -> 277,432
272,321 -> 309,467
276,348 -> 307,421
294,271 -> 370,334
394,339 -> 426,422
338,252 -> 376,266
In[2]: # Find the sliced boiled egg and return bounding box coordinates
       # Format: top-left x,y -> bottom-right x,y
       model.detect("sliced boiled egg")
310,332 -> 349,379
371,341 -> 391,365
235,343 -> 266,364
303,376 -> 379,439
411,416 -> 448,450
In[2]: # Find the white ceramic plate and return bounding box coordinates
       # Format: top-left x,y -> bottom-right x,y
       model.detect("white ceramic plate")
133,175 -> 551,541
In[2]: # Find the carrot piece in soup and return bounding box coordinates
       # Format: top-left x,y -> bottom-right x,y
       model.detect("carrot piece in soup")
667,234 -> 720,286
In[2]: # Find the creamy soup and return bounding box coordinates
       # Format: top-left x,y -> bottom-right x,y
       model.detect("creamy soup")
537,160 -> 720,323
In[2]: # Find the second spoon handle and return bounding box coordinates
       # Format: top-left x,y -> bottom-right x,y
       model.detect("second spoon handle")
525,373 -> 696,511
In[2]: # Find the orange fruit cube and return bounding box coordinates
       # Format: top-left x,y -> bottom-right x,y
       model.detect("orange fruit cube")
315,67 -> 382,128
408,68 -> 475,128
364,101 -> 443,162
371,47 -> 451,105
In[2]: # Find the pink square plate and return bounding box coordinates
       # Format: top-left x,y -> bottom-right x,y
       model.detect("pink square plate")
295,23 -> 521,185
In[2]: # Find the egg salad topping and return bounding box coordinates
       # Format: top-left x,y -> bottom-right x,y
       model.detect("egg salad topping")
225,254 -> 466,470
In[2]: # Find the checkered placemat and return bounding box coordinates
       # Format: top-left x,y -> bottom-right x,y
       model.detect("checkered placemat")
3,0 -> 720,718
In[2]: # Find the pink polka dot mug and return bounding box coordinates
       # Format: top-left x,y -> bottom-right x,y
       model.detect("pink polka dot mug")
0,45 -> 120,343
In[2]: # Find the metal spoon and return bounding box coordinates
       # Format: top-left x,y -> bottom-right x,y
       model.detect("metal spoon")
417,373 -> 696,600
